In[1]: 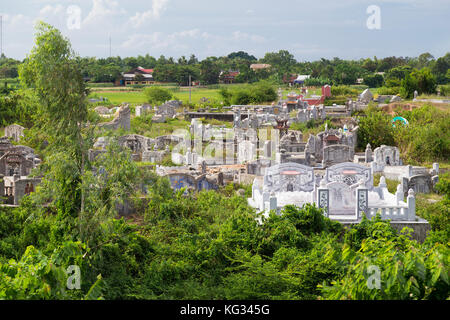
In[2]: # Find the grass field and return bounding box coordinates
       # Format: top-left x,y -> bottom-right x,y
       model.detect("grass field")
89,87 -> 224,105
89,84 -> 328,106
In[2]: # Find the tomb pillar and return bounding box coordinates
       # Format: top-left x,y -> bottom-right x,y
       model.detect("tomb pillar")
407,189 -> 416,221
317,179 -> 329,217
356,184 -> 369,220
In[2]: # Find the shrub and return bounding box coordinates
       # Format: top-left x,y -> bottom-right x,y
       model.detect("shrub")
357,108 -> 395,150
377,86 -> 401,95
439,84 -> 450,97
144,86 -> 173,104
330,85 -> 358,97
363,74 -> 384,88
232,90 -> 253,105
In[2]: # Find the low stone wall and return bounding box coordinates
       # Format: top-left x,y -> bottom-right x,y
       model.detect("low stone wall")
340,218 -> 430,243
238,173 -> 257,185
184,112 -> 235,122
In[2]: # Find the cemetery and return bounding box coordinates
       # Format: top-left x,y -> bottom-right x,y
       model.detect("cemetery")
71,81 -> 446,244
2,77 -> 446,242
0,15 -> 448,302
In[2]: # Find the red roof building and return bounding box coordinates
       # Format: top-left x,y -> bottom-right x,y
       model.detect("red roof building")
118,66 -> 155,86
219,70 -> 240,84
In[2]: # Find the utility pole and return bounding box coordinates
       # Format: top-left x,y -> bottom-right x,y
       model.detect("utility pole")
109,36 -> 111,58
189,74 -> 192,103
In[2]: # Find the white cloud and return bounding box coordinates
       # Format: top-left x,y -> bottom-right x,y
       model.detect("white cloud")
39,4 -> 64,17
83,0 -> 127,27
231,31 -> 266,43
120,29 -> 267,58
129,0 -> 170,28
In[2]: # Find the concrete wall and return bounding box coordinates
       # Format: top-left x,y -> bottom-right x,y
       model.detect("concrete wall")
341,219 -> 430,243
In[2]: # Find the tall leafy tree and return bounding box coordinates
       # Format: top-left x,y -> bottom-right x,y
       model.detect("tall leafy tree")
19,22 -> 89,230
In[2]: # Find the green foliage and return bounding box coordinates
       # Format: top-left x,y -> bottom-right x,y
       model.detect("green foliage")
2,24 -> 448,301
0,242 -> 103,299
373,174 -> 400,194
228,82 -> 277,105
377,86 -> 401,95
143,86 -> 173,104
363,74 -> 384,88
357,106 -> 395,150
304,77 -> 331,86
393,105 -> 450,163
417,173 -> 450,246
400,68 -> 437,98
357,104 -> 449,162
439,84 -> 450,96
330,85 -> 359,97
321,225 -> 449,300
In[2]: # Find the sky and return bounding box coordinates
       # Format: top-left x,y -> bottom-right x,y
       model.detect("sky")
1,0 -> 449,61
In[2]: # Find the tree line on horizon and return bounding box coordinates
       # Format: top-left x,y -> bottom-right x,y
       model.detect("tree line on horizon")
1,50 -> 449,87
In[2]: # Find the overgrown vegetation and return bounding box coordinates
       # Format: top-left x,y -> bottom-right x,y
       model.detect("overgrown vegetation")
0,22 -> 448,301
357,104 -> 450,164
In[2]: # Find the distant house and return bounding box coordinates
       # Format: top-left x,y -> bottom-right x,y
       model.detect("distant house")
219,70 -> 240,84
293,75 -> 310,85
283,74 -> 298,84
250,64 -> 271,71
117,66 -> 154,86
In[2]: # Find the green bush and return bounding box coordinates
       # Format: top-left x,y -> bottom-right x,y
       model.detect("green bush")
394,105 -> 450,163
377,86 -> 401,95
363,74 -> 384,88
324,96 -> 347,105
357,107 -> 395,150
144,86 -> 173,104
331,85 -> 358,97
439,84 -> 450,97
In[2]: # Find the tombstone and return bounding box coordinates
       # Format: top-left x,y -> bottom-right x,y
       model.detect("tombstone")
311,106 -> 317,120
263,141 -> 272,159
321,106 -> 327,120
4,124 -> 25,142
297,110 -> 307,123
94,106 -> 111,115
322,145 -> 353,167
13,178 -> 41,205
407,189 -> 416,220
250,114 -> 258,130
431,175 -> 439,191
390,95 -> 402,103
325,162 -> 373,189
98,105 -> 131,131
93,137 -> 109,149
322,85 -> 331,98
317,179 -> 329,217
135,104 -> 152,117
238,141 -> 256,163
408,175 -> 432,194
359,89 -> 373,103
234,109 -> 241,128
365,144 -> 373,163
432,163 -> 439,175
218,172 -> 224,186
201,160 -> 207,174
356,181 -> 368,219
372,145 -> 400,171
